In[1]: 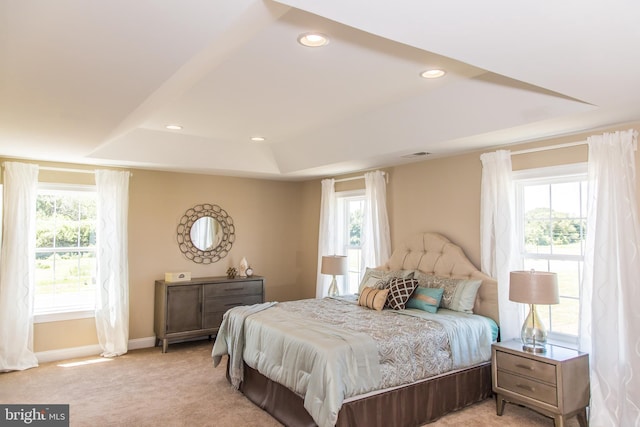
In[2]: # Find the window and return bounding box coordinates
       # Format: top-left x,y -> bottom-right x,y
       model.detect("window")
514,164 -> 587,345
336,191 -> 365,294
34,185 -> 97,320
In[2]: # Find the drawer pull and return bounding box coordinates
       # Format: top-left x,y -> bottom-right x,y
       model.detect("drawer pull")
515,363 -> 534,371
225,302 -> 243,307
224,287 -> 243,292
516,383 -> 535,393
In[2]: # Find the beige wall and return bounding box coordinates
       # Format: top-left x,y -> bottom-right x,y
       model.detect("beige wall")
0,161 -> 306,352
297,122 -> 639,302
126,170 -> 305,341
3,122 -> 639,353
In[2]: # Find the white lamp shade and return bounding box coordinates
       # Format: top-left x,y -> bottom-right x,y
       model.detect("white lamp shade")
509,270 -> 559,305
321,255 -> 348,276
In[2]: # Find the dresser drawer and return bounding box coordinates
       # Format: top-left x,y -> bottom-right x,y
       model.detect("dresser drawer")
496,351 -> 557,385
202,295 -> 263,329
204,280 -> 262,297
497,370 -> 558,406
204,294 -> 263,312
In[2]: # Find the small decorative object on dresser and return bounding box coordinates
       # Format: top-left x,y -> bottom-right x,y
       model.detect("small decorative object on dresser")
245,267 -> 253,277
492,339 -> 590,427
239,257 -> 249,277
226,267 -> 237,279
154,275 -> 264,353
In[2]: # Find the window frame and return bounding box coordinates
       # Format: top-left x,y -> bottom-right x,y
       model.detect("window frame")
33,183 -> 98,323
513,163 -> 587,347
336,190 -> 365,295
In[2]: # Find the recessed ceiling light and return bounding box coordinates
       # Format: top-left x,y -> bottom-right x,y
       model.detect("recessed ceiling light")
420,69 -> 446,79
297,32 -> 330,47
250,136 -> 266,142
165,124 -> 183,130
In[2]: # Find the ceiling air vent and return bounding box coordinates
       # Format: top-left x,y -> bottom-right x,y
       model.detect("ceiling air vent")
401,152 -> 431,159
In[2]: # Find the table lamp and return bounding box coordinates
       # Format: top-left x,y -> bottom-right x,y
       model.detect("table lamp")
321,255 -> 348,297
509,270 -> 559,353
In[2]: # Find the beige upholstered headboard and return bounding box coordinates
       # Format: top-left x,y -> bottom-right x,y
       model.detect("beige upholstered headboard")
381,232 -> 499,326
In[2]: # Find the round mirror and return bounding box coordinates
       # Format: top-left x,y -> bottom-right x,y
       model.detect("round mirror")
190,216 -> 222,251
177,203 -> 235,264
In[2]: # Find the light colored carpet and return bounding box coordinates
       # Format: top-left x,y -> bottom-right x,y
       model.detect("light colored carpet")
0,340 -> 579,426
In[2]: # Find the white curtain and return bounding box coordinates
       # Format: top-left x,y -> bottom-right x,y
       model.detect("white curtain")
479,150 -> 521,341
95,170 -> 130,357
0,162 -> 39,371
579,129 -> 640,426
316,179 -> 336,298
362,171 -> 391,269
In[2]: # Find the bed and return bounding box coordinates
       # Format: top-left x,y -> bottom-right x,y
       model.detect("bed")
212,232 -> 499,427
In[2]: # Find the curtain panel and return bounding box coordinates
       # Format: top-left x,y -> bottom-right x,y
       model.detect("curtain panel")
316,179 -> 336,298
479,150 -> 520,341
579,129 -> 640,426
362,171 -> 391,269
0,162 -> 39,371
95,170 -> 130,357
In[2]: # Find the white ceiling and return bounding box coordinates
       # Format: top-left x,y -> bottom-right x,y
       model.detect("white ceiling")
2,0 -> 639,180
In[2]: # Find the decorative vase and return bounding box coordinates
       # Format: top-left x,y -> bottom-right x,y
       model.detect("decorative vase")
239,257 -> 249,277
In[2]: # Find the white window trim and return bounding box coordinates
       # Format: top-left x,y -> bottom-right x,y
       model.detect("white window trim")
336,190 -> 365,295
34,183 -> 98,321
513,162 -> 587,348
39,182 -> 96,193
34,310 -> 95,324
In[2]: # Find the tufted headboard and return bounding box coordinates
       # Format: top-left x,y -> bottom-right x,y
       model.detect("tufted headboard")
381,232 -> 499,326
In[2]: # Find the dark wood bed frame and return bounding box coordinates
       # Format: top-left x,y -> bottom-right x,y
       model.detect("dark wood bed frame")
235,361 -> 492,427
227,232 -> 500,426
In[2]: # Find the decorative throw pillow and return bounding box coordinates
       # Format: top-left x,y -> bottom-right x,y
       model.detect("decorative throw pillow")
414,271 -> 481,313
358,268 -> 414,293
386,277 -> 419,310
358,287 -> 389,311
405,287 -> 444,313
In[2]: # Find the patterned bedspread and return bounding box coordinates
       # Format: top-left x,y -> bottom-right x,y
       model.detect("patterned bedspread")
215,297 -> 493,427
277,298 -> 455,388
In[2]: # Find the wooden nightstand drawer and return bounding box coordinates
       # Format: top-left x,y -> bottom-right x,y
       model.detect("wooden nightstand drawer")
496,350 -> 556,385
497,370 -> 557,406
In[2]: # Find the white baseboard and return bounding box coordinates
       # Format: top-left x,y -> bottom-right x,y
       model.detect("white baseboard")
35,336 -> 157,363
128,336 -> 157,350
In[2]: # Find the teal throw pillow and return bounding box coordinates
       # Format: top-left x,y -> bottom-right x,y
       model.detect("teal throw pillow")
406,287 -> 444,313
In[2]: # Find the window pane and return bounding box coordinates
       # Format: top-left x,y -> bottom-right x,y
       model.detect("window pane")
34,251 -> 57,310
523,184 -> 550,212
524,220 -> 552,254
348,200 -> 363,246
55,221 -> 80,247
551,182 -> 581,217
517,168 -> 587,342
35,188 -> 97,314
338,194 -> 365,295
549,260 -> 581,299
550,297 -> 579,336
36,222 -> 55,248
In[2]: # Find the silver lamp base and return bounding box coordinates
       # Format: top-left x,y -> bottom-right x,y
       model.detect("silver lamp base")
522,343 -> 546,353
327,275 -> 339,297
521,303 -> 548,353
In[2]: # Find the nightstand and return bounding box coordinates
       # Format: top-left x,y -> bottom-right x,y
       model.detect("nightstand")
492,340 -> 590,427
